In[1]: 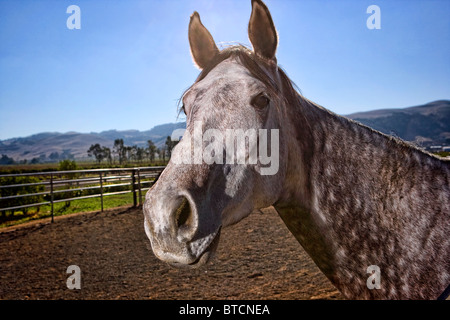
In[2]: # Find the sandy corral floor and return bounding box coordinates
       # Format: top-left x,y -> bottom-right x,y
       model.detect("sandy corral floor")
0,206 -> 342,300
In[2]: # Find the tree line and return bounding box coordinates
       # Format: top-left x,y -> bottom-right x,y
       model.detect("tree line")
87,137 -> 177,164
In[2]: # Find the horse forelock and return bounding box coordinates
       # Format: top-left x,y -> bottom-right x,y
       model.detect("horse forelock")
178,45 -> 301,117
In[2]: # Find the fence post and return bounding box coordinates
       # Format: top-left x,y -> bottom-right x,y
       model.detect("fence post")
132,169 -> 137,207
137,169 -> 142,206
50,173 -> 54,223
100,172 -> 104,212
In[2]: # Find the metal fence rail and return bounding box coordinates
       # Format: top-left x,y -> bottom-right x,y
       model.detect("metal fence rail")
0,166 -> 165,222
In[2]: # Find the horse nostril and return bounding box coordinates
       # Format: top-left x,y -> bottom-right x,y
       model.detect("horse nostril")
175,197 -> 194,236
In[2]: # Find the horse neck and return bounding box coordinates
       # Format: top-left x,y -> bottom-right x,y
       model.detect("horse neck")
274,95 -> 450,299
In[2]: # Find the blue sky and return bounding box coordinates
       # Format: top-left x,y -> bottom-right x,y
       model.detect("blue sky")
0,0 -> 449,140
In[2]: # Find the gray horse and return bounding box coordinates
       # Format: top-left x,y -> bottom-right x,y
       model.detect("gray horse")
143,0 -> 449,299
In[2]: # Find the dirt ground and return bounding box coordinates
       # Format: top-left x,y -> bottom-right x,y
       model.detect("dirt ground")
0,206 -> 342,300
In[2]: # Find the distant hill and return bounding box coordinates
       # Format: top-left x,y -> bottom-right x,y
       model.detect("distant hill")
0,100 -> 448,162
346,100 -> 450,147
0,122 -> 186,162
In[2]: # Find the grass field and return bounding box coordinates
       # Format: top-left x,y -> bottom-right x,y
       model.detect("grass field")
0,192 -> 137,228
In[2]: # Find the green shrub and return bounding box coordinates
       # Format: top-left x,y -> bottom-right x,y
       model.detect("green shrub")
0,176 -> 45,217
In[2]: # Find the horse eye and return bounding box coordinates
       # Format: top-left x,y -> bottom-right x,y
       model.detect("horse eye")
181,104 -> 187,115
251,93 -> 270,109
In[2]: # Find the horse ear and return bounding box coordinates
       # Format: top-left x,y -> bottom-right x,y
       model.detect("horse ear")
188,11 -> 219,70
248,0 -> 278,61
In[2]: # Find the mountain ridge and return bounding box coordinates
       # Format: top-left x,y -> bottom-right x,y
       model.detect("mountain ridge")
346,100 -> 450,144
0,123 -> 186,161
1,100 -> 448,162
